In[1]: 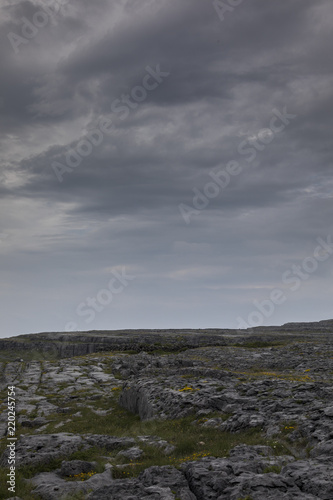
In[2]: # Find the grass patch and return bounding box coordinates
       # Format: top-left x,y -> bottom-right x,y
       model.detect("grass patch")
0,393 -> 294,499
79,405 -> 291,479
280,421 -> 298,437
233,341 -> 287,349
0,348 -> 58,362
62,492 -> 87,500
0,466 -> 42,500
233,369 -> 315,383
263,464 -> 282,474
1,409 -> 283,496
0,445 -> 106,500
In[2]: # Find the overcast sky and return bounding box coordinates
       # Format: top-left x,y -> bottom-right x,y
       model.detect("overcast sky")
1,0 -> 333,338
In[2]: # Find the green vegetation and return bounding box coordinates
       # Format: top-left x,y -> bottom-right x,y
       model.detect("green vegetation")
0,444 -> 106,500
63,492 -> 87,500
0,346 -> 59,362
263,464 -> 282,474
234,369 -> 314,383
280,421 -> 298,436
105,419 -> 280,479
0,393 -> 293,499
0,466 -> 41,499
233,340 -> 288,349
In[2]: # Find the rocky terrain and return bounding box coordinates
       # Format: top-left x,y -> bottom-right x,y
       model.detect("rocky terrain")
0,320 -> 332,499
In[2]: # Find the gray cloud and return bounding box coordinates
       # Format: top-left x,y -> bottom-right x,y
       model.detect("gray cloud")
0,0 -> 333,337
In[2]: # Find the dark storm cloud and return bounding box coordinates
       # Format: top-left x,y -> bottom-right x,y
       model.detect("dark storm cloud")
1,0 -> 333,336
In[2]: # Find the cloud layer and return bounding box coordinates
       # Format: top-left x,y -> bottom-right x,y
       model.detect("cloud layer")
1,0 -> 333,337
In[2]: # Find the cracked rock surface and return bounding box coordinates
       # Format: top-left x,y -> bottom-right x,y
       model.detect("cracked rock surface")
0,321 -> 332,499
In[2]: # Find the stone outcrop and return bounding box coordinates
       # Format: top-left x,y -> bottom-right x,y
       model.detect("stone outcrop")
182,445 -> 333,500
0,320 -> 332,499
30,465 -> 113,500
1,318 -> 332,360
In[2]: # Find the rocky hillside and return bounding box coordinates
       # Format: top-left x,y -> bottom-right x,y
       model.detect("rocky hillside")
0,319 -> 333,360
0,321 -> 333,499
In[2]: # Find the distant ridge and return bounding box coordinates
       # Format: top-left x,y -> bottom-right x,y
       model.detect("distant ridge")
0,319 -> 332,361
